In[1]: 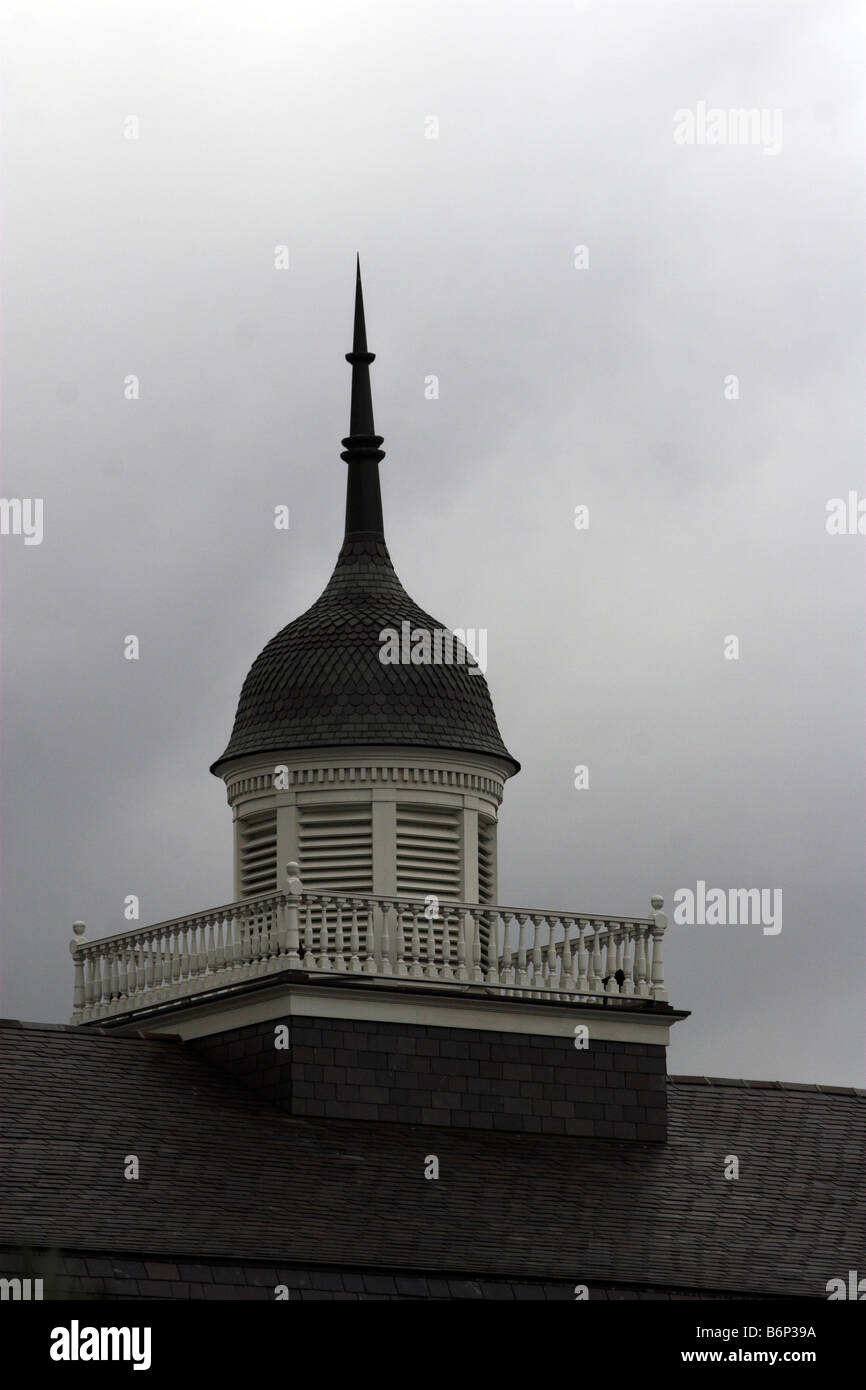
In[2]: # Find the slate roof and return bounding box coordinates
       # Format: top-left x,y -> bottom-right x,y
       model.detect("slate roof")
1,1022 -> 862,1298
212,535 -> 519,774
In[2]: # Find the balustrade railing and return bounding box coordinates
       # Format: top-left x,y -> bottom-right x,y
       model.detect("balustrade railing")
68,867 -> 669,1023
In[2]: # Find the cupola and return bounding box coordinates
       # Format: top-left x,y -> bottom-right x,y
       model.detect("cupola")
212,260 -> 519,906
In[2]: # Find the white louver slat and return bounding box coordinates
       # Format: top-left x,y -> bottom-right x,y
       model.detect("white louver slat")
239,811 -> 277,896
298,804 -> 373,892
396,805 -> 462,900
478,815 -> 497,905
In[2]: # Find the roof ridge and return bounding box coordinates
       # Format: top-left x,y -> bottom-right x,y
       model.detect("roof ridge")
670,1073 -> 866,1097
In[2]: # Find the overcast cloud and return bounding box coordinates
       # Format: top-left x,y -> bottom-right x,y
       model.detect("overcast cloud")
1,0 -> 863,1085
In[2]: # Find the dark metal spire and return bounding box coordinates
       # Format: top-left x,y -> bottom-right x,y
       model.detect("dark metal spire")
341,256 -> 386,538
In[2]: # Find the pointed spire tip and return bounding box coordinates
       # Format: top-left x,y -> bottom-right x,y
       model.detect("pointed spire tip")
340,255 -> 386,534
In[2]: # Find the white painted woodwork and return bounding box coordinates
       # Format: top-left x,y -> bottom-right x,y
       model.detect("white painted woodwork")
224,745 -> 509,906
141,980 -> 677,1047
68,880 -> 671,1026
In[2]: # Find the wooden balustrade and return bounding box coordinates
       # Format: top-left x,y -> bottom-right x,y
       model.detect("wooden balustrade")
68,869 -> 669,1023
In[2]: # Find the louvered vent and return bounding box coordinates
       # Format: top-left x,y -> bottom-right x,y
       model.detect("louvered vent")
478,815 -> 497,905
239,811 -> 277,897
298,804 -> 373,893
396,805 -> 462,901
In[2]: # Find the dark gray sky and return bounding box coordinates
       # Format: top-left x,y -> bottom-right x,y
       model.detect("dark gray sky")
1,0 -> 863,1085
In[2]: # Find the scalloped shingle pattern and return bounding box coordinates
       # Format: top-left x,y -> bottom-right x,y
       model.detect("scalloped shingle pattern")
213,536 -> 518,772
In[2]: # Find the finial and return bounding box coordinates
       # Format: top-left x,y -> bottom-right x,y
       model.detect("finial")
340,257 -> 386,538
349,254 -> 370,363
343,256 -> 380,441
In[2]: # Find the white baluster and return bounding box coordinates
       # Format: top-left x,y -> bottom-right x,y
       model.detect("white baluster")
270,897 -> 284,969
621,925 -> 635,995
303,900 -> 315,971
545,918 -> 558,994
316,896 -> 332,972
187,921 -> 199,979
577,920 -> 589,995
142,934 -> 153,991
200,916 -> 211,977
134,940 -> 146,995
244,909 -> 257,977
485,913 -> 500,986
395,905 -> 408,977
206,917 -> 216,974
516,914 -> 529,989
100,947 -> 111,1012
212,915 -> 224,971
439,913 -> 454,981
348,901 -> 361,973
185,921 -> 196,979
635,923 -> 648,997
531,915 -> 544,992
379,902 -> 393,975
334,898 -> 346,971
469,910 -> 483,983
456,912 -> 468,982
70,923 -> 86,1018
276,894 -> 288,956
561,920 -> 576,996
250,911 -> 262,970
285,865 -> 302,968
109,947 -> 119,1003
85,951 -> 98,1010
409,909 -> 423,978
649,896 -> 668,1001
500,914 -> 513,988
98,949 -> 109,1014
117,942 -> 129,998
261,904 -> 273,964
128,943 -> 140,997
364,902 -> 377,975
590,923 -> 604,994
94,951 -> 106,1016
260,908 -> 269,966
149,934 -> 160,993
605,926 -> 618,994
158,934 -> 169,991
425,907 -> 439,981
166,927 -> 176,992
168,929 -> 179,987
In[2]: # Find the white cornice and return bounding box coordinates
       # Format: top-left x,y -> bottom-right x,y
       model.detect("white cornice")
223,746 -> 510,806
121,977 -> 680,1046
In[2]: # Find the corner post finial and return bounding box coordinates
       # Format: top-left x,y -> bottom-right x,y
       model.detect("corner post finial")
70,921 -> 87,1018
649,896 -> 668,1002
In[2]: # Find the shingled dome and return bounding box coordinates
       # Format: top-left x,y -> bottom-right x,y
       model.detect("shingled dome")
212,262 -> 518,777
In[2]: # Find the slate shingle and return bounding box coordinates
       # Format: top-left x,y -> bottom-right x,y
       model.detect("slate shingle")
211,536 -> 519,772
0,1023 -> 862,1299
